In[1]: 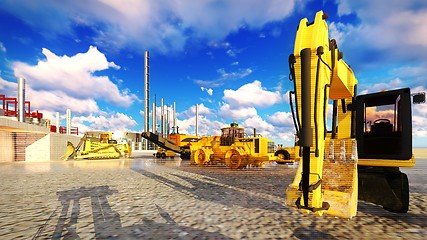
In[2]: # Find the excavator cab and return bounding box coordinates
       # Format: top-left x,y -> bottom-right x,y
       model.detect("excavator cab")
356,88 -> 412,161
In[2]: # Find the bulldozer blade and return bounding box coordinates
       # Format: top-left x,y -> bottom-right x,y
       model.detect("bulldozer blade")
286,139 -> 358,219
60,141 -> 76,161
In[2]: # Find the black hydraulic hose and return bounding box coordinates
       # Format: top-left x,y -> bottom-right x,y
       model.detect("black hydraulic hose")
351,84 -> 357,138
300,48 -> 312,208
289,91 -> 300,137
289,54 -> 301,137
314,47 -> 324,157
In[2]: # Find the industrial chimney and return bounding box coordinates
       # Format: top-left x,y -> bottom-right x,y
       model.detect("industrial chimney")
17,77 -> 25,122
144,51 -> 150,149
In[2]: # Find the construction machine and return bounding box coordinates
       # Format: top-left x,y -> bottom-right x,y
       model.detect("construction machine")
191,122 -> 297,168
141,131 -> 199,160
63,131 -> 131,160
285,11 -> 425,218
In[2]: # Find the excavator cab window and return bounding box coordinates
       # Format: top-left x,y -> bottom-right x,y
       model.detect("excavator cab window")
355,88 -> 412,160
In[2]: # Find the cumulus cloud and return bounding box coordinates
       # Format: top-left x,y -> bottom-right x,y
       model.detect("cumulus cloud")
218,103 -> 258,120
179,103 -> 211,119
267,111 -> 294,128
72,112 -> 138,133
223,80 -> 282,108
331,1 -> 427,73
13,46 -> 139,107
0,0 -> 297,53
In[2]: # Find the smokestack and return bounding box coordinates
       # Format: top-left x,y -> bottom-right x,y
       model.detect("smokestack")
195,104 -> 199,136
17,77 -> 25,122
173,102 -> 176,130
254,128 -> 257,137
166,105 -> 170,135
56,112 -> 60,133
152,102 -> 156,133
152,95 -> 156,133
144,51 -> 150,150
66,109 -> 71,135
161,98 -> 164,137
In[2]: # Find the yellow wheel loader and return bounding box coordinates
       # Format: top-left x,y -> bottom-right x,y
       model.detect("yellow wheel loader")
62,132 -> 131,160
285,11 -> 425,218
189,122 -> 297,169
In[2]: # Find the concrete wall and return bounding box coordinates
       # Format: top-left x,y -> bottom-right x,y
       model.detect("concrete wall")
1,117 -> 81,162
26,133 -> 81,162
0,131 -> 14,162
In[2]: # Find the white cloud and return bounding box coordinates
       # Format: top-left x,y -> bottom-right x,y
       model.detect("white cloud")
267,111 -> 294,128
0,76 -> 99,115
358,78 -> 403,95
72,112 -> 138,133
223,80 -> 282,108
226,49 -> 236,57
194,68 -> 253,88
218,103 -> 257,120
0,42 -> 6,52
331,1 -> 427,71
179,103 -> 212,119
12,46 -> 139,107
1,0 -> 297,53
201,87 -> 213,96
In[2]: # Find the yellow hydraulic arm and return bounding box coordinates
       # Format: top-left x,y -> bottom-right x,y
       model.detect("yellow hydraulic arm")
286,11 -> 358,218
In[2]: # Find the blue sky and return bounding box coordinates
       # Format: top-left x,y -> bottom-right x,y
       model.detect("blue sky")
1,0 -> 427,147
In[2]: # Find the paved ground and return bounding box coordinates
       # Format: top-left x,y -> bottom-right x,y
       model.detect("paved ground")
0,151 -> 426,239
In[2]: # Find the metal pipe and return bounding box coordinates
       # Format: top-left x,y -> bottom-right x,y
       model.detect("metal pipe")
173,102 -> 176,130
254,128 -> 257,137
17,77 -> 25,122
66,109 -> 71,135
152,102 -> 156,133
161,98 -> 164,137
56,112 -> 60,133
166,105 -> 170,135
144,51 -> 150,150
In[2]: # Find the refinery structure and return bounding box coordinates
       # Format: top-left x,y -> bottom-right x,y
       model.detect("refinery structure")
0,50 -> 192,162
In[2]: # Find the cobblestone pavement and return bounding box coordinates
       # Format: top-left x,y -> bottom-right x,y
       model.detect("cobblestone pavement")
0,151 -> 426,239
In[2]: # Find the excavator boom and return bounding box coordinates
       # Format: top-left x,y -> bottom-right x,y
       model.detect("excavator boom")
286,11 -> 415,218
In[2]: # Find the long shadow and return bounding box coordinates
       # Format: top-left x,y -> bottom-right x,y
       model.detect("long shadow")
50,186 -> 232,239
132,168 -> 287,213
357,200 -> 427,229
170,164 -> 297,198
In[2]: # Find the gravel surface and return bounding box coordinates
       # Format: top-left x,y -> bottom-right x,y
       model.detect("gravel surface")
0,151 -> 425,239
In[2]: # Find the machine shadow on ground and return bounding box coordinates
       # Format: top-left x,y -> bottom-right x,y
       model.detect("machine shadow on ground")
37,186 -> 231,239
169,161 -> 297,199
131,167 -> 288,213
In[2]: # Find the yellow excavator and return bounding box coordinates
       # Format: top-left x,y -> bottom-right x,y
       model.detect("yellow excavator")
62,131 -> 131,160
285,11 -> 425,218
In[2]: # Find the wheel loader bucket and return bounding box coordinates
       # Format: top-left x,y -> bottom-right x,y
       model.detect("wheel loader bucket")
60,141 -> 76,161
286,139 -> 358,219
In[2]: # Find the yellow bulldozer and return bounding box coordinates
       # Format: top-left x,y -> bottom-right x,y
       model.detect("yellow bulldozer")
191,122 -> 299,169
62,131 -> 131,160
285,11 -> 425,218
